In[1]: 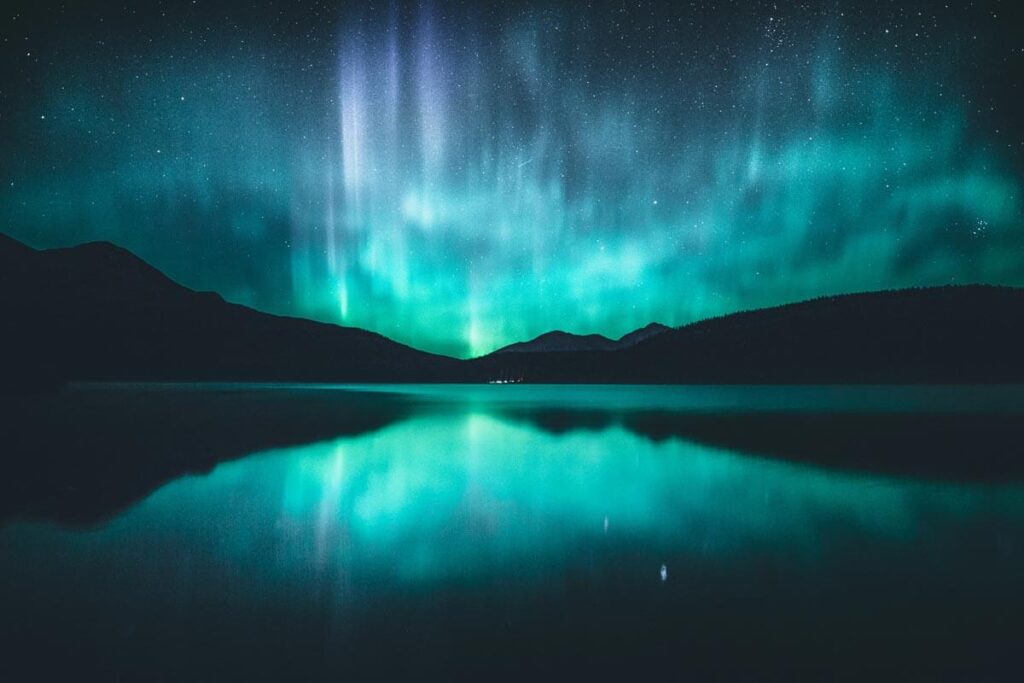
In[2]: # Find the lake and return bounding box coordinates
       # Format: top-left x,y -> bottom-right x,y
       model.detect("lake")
2,384 -> 1024,679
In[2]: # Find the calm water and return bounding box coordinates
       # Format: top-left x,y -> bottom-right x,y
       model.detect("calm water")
2,384 -> 1024,680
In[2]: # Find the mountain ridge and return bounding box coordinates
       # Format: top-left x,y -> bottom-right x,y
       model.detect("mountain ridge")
0,233 -> 461,388
4,232 -> 1024,387
493,322 -> 671,354
468,284 -> 1024,383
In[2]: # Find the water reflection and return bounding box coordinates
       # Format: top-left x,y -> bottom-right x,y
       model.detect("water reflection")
5,383 -> 1024,525
0,384 -> 412,523
213,412 -> 1022,584
2,386 -> 1023,678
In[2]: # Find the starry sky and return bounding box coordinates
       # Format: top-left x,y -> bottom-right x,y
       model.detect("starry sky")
2,1 -> 1022,357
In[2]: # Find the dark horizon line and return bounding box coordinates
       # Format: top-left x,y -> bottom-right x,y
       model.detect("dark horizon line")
3,230 -> 1020,361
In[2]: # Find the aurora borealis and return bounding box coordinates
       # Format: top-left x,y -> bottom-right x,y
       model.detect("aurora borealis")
2,1 -> 1022,356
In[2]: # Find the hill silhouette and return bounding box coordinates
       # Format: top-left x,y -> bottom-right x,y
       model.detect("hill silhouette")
470,286 -> 1024,383
0,233 -> 460,387
3,233 -> 1024,386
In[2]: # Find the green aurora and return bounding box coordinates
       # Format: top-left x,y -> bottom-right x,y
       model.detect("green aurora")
1,2 -> 1021,356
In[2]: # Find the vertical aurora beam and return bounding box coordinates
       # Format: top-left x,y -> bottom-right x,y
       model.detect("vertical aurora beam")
339,44 -> 367,220
415,5 -> 446,194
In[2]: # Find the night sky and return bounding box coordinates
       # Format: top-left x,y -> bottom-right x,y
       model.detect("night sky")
2,1 -> 1022,357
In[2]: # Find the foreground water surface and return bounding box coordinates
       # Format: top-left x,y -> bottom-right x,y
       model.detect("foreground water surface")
2,384 -> 1023,679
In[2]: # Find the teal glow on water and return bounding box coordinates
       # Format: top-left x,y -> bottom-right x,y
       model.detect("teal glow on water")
1,385 -> 1023,678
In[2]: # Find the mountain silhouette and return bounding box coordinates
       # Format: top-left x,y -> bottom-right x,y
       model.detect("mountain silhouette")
615,322 -> 671,347
493,322 -> 670,353
0,233 -> 460,387
494,331 -> 618,353
470,285 -> 1024,383
3,233 -> 1024,387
